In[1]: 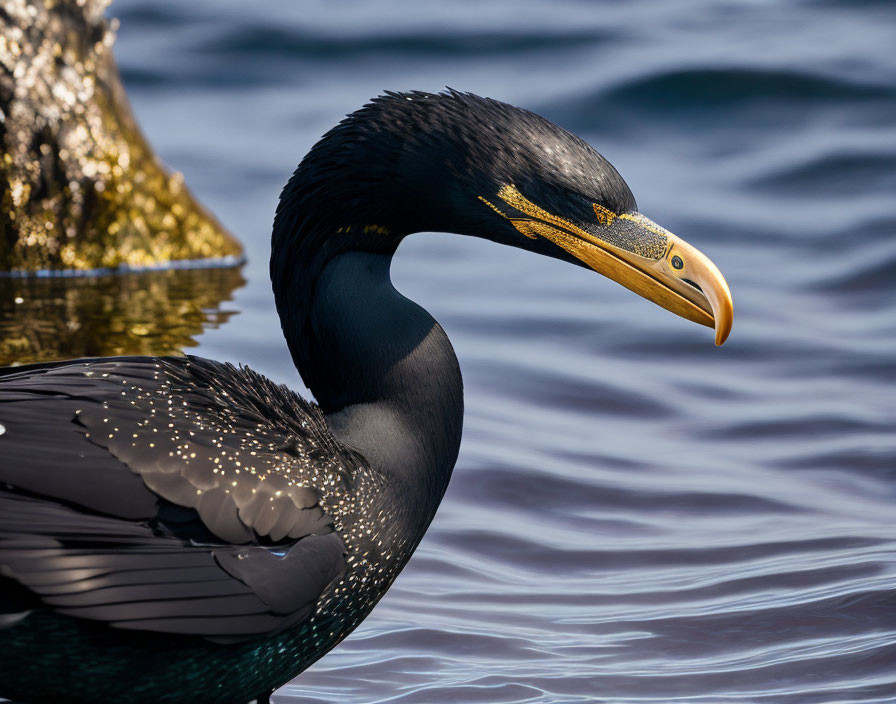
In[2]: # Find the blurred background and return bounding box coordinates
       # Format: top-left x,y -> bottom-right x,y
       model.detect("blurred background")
10,0 -> 896,701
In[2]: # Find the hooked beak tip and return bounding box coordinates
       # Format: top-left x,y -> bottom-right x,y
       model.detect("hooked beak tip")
711,286 -> 733,346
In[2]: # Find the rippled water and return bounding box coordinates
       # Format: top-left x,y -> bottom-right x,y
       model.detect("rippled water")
11,0 -> 896,701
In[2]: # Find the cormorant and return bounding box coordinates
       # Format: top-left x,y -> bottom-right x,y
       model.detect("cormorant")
0,91 -> 733,704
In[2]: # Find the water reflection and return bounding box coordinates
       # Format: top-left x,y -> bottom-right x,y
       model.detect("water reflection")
0,265 -> 245,365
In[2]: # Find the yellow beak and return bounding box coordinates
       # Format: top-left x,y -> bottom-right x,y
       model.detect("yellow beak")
482,186 -> 734,345
558,215 -> 733,346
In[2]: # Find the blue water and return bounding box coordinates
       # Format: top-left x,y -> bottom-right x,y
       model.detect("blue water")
102,1 -> 896,701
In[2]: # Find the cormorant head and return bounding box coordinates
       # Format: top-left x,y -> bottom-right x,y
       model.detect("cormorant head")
275,90 -> 732,345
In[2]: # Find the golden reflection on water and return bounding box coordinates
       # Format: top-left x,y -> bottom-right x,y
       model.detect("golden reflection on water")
0,265 -> 245,365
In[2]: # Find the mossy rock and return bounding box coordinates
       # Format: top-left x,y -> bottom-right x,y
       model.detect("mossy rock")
0,0 -> 243,272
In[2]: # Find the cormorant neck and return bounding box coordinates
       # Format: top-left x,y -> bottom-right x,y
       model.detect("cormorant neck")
274,243 -> 463,516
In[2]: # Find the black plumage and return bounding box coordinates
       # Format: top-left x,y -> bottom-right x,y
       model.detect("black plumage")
0,357 -> 349,640
0,90 -> 728,703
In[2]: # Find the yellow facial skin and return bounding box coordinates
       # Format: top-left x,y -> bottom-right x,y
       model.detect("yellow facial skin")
480,185 -> 733,345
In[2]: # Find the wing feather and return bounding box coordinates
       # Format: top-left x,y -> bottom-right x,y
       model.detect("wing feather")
0,356 -> 358,542
0,356 -> 358,641
0,492 -> 345,641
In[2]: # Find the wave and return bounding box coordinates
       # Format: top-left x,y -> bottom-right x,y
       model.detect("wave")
601,67 -> 895,110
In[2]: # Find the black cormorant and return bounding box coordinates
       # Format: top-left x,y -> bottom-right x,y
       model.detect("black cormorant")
0,91 -> 733,704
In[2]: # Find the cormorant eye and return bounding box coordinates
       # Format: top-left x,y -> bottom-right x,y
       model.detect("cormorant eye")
671,255 -> 684,270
